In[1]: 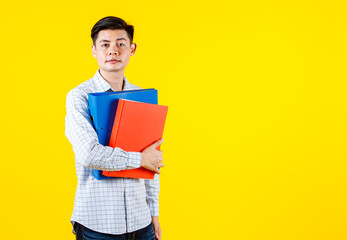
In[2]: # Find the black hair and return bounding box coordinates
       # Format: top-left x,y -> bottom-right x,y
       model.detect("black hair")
91,16 -> 134,45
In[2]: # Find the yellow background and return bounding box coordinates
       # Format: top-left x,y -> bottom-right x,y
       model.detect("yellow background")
1,0 -> 346,239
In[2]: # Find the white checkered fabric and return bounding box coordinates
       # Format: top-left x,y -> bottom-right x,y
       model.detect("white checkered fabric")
65,70 -> 159,234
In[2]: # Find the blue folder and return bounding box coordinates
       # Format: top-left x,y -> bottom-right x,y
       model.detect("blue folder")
88,88 -> 158,180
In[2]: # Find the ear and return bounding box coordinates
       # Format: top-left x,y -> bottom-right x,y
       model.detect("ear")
130,43 -> 137,56
91,44 -> 97,58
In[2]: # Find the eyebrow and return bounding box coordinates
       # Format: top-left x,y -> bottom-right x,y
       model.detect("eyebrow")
99,38 -> 127,43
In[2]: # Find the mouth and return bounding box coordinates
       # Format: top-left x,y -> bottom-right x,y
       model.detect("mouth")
106,59 -> 121,63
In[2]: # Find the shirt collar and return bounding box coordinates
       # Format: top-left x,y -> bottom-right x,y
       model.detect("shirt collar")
92,69 -> 132,92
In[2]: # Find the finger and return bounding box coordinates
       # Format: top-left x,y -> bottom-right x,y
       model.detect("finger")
154,228 -> 160,240
154,168 -> 161,174
157,229 -> 162,240
158,163 -> 165,168
155,231 -> 160,240
150,139 -> 164,149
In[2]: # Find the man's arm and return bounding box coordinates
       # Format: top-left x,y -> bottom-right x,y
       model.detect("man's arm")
141,138 -> 163,239
65,90 -> 143,171
145,174 -> 161,240
144,142 -> 162,239
65,89 -> 165,172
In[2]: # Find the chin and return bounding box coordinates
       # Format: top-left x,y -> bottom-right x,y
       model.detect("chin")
109,68 -> 123,72
102,67 -> 123,72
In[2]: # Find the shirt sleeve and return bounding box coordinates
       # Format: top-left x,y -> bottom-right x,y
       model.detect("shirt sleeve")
145,174 -> 160,216
65,89 -> 141,171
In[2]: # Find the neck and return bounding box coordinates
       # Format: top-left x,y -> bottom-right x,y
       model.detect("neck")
99,69 -> 125,91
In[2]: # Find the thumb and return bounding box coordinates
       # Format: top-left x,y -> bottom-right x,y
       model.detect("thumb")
149,138 -> 164,149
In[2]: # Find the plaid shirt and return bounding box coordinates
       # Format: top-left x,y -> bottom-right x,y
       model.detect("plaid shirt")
65,70 -> 159,234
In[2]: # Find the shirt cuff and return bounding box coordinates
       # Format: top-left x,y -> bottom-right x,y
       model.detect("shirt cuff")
127,152 -> 142,169
149,203 -> 159,217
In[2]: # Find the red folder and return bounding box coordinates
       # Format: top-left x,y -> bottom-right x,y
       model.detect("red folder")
102,99 -> 168,179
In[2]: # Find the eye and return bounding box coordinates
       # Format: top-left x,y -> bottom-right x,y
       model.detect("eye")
118,42 -> 126,47
102,43 -> 108,47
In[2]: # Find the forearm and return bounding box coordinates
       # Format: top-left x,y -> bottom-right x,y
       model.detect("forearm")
76,141 -> 141,171
65,90 -> 141,171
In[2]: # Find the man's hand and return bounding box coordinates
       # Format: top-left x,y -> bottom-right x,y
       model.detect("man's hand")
152,216 -> 162,240
141,139 -> 165,174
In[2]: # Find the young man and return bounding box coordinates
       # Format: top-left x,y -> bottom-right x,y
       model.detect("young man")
65,16 -> 164,240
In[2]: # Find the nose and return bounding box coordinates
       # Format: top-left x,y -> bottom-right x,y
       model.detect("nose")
108,45 -> 118,56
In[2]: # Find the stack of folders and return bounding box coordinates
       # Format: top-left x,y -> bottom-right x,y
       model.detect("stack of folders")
88,89 -> 168,180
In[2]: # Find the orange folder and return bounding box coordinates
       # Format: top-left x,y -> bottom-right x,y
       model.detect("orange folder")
102,99 -> 168,179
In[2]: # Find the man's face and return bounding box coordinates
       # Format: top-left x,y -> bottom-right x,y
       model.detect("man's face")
92,29 -> 136,73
